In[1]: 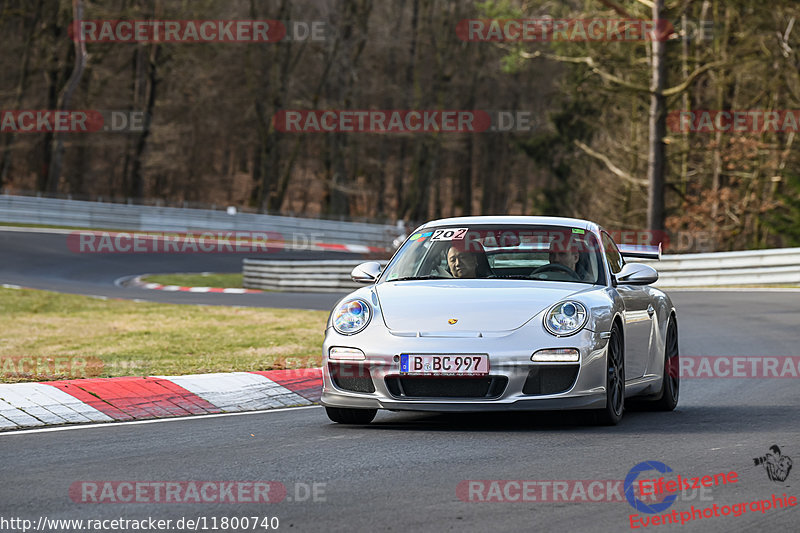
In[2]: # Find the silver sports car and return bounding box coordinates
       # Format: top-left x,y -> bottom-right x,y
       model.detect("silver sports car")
321,216 -> 679,425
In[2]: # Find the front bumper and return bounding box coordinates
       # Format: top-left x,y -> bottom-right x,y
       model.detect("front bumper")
321,327 -> 609,412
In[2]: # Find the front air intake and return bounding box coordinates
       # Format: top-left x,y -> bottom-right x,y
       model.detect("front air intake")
384,376 -> 507,398
522,365 -> 579,395
329,363 -> 375,393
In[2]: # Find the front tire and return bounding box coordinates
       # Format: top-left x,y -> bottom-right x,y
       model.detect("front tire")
594,323 -> 625,425
325,406 -> 377,424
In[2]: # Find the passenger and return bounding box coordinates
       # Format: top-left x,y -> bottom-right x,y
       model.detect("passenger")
446,246 -> 478,278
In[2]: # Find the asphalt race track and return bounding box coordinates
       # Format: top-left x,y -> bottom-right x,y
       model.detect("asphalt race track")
0,228 -> 354,309
1,229 -> 799,532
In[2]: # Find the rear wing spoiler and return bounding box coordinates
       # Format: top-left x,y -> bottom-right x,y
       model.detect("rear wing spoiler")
618,243 -> 661,260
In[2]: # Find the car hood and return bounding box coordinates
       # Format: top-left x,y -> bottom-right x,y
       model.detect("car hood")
375,279 -> 594,334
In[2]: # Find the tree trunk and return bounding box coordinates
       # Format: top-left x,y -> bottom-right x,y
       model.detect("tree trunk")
128,44 -> 160,199
46,0 -> 87,194
392,0 -> 419,219
647,0 -> 667,231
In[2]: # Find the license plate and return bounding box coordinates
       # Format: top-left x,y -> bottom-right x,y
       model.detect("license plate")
399,354 -> 489,376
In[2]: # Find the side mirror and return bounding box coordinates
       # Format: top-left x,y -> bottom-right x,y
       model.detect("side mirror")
616,262 -> 658,285
351,261 -> 382,283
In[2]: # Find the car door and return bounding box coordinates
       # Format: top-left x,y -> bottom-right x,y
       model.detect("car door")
601,232 -> 653,379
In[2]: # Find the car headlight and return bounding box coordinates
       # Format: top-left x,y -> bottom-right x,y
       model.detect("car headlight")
332,299 -> 372,335
543,301 -> 588,337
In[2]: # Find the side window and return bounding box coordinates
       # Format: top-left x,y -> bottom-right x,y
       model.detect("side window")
601,232 -> 625,274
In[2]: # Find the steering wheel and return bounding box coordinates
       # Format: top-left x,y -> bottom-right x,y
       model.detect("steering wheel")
531,263 -> 582,281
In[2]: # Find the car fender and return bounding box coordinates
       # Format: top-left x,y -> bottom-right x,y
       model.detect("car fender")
581,287 -> 625,337
640,287 -> 676,376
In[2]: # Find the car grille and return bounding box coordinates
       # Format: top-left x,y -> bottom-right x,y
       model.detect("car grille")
384,376 -> 508,399
329,363 -> 375,393
522,365 -> 579,395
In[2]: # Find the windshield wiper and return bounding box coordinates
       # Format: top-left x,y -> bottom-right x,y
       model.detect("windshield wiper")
386,275 -> 452,282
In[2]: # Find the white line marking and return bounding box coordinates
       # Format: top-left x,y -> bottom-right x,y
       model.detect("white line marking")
0,226 -> 76,235
113,274 -> 141,288
0,405 -> 322,436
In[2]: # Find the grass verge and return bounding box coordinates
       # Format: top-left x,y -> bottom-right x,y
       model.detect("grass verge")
141,272 -> 243,288
0,287 -> 326,382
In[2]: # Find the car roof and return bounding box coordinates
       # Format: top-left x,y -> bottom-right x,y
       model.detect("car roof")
416,215 -> 599,233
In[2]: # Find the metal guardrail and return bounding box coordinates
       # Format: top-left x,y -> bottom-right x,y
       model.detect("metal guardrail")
646,247 -> 800,287
0,194 -> 400,247
243,259 -> 389,292
243,248 -> 800,292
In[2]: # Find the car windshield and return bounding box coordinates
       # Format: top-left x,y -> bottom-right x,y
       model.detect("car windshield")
382,225 -> 605,285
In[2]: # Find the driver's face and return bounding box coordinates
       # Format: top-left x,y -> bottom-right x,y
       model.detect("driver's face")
447,247 -> 478,278
550,248 -> 579,270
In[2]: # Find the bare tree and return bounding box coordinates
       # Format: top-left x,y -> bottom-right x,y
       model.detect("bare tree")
45,0 -> 87,193
646,0 -> 667,231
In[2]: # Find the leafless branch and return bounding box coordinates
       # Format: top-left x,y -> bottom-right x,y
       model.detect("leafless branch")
573,140 -> 648,186
517,49 -> 652,93
662,60 -> 726,96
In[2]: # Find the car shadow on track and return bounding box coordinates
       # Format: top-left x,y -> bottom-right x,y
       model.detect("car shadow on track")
329,404 -> 800,434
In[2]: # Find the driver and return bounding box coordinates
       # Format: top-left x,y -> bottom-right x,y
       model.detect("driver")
549,238 -> 580,273
530,236 -> 584,280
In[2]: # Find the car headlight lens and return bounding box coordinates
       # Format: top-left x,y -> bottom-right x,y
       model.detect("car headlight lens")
329,347 -> 366,361
543,301 -> 588,337
531,348 -> 580,362
332,299 -> 372,335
